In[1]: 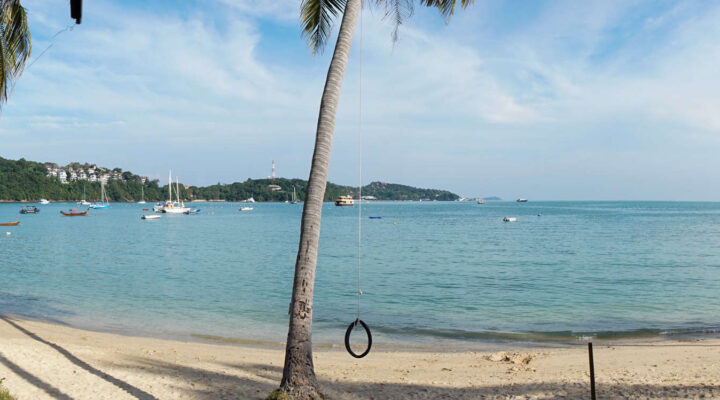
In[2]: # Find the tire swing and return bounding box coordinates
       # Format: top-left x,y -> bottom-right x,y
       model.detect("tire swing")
344,2 -> 371,359
345,318 -> 372,358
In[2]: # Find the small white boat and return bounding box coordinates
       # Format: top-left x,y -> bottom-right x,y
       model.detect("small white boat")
39,198 -> 50,205
142,214 -> 161,220
78,186 -> 91,205
503,217 -> 517,222
477,198 -> 485,204
239,207 -> 254,211
516,198 -> 528,203
243,197 -> 256,203
138,186 -> 146,204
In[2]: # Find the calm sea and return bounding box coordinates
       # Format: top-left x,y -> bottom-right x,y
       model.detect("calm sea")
2,201 -> 720,348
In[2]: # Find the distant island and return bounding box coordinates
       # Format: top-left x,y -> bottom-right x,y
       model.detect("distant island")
0,157 -> 460,202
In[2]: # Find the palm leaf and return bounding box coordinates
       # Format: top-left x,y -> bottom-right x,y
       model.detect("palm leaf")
301,0 -> 347,55
0,0 -> 31,110
418,0 -> 474,19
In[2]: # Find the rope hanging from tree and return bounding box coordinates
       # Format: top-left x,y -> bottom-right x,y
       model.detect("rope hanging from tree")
344,0 -> 372,359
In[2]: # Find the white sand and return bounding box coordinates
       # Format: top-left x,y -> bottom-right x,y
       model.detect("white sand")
1,316 -> 720,399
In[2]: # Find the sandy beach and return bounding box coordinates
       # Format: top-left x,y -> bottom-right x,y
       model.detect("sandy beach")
0,316 -> 719,399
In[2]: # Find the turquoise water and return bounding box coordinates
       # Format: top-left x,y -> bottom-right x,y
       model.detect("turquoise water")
2,201 -> 720,347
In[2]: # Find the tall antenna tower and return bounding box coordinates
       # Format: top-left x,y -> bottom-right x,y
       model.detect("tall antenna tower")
271,160 -> 276,180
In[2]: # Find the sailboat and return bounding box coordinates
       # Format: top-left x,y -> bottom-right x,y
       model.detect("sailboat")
291,185 -> 299,204
160,170 -> 190,214
78,185 -> 91,206
138,186 -> 146,204
90,180 -> 110,209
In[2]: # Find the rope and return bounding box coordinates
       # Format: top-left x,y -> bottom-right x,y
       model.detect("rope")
26,24 -> 76,70
356,0 -> 364,321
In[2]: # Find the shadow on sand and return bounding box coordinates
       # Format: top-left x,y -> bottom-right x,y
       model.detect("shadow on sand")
0,316 -> 158,400
2,315 -> 719,399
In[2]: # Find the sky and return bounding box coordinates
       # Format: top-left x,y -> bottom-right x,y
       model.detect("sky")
1,0 -> 720,200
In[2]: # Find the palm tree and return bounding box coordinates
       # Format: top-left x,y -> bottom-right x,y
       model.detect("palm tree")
0,0 -> 31,111
273,1 -> 474,398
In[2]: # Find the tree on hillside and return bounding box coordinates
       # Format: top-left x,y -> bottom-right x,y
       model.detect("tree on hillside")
273,1 -> 474,398
0,0 -> 31,110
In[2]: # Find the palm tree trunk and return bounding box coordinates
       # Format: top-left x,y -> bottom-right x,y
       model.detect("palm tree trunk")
278,0 -> 361,398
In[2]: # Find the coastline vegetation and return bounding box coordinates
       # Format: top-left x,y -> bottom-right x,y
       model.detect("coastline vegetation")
0,157 -> 459,202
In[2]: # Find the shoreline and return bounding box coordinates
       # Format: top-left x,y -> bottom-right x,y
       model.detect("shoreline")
2,316 -> 720,399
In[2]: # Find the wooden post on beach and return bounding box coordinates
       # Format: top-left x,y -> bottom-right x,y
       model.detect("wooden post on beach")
588,342 -> 596,400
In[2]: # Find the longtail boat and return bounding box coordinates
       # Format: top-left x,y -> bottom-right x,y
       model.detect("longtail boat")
0,221 -> 20,226
60,209 -> 88,217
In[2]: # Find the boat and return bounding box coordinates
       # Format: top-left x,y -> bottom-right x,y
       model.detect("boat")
516,198 -> 528,203
291,186 -> 299,204
138,186 -> 146,204
477,198 -> 485,204
503,216 -> 517,222
243,197 -> 256,203
239,207 -> 253,211
0,221 -> 20,226
335,195 -> 355,206
39,198 -> 50,205
19,206 -> 40,214
60,209 -> 88,217
369,216 -> 382,219
78,186 -> 91,206
160,171 -> 190,214
90,180 -> 110,209
141,214 -> 161,220
184,209 -> 200,215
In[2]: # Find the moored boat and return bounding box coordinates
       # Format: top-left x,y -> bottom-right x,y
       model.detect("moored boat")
39,198 -> 50,205
141,214 -> 161,220
19,206 -> 40,214
90,180 -> 110,209
184,209 -> 200,215
0,221 -> 20,226
160,171 -> 190,213
60,209 -> 88,216
335,195 -> 355,206
78,186 -> 91,206
503,216 -> 517,222
516,198 -> 528,203
239,207 -> 253,211
477,198 -> 485,204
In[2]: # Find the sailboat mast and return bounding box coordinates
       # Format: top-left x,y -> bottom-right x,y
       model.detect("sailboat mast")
176,177 -> 180,204
168,170 -> 172,202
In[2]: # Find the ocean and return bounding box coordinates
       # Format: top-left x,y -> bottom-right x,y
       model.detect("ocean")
2,201 -> 720,348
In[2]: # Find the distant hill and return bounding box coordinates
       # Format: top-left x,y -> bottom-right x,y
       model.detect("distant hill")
0,157 -> 459,202
484,196 -> 502,201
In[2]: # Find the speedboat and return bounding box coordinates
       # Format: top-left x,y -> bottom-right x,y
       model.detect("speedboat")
19,206 -> 40,214
503,216 -> 517,222
516,198 -> 528,203
243,197 -> 256,203
39,198 -> 50,205
184,209 -> 200,215
239,207 -> 253,211
141,214 -> 161,220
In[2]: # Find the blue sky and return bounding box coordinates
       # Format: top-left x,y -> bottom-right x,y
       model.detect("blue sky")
2,0 -> 720,200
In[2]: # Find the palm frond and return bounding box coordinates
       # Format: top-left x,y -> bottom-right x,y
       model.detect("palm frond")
0,0 -> 32,110
301,0 -> 347,55
382,0 -> 414,43
418,0 -> 474,20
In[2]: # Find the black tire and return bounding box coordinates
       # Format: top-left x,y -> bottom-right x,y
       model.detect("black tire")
344,318 -> 372,358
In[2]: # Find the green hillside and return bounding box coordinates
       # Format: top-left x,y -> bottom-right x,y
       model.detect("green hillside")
0,157 -> 459,202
